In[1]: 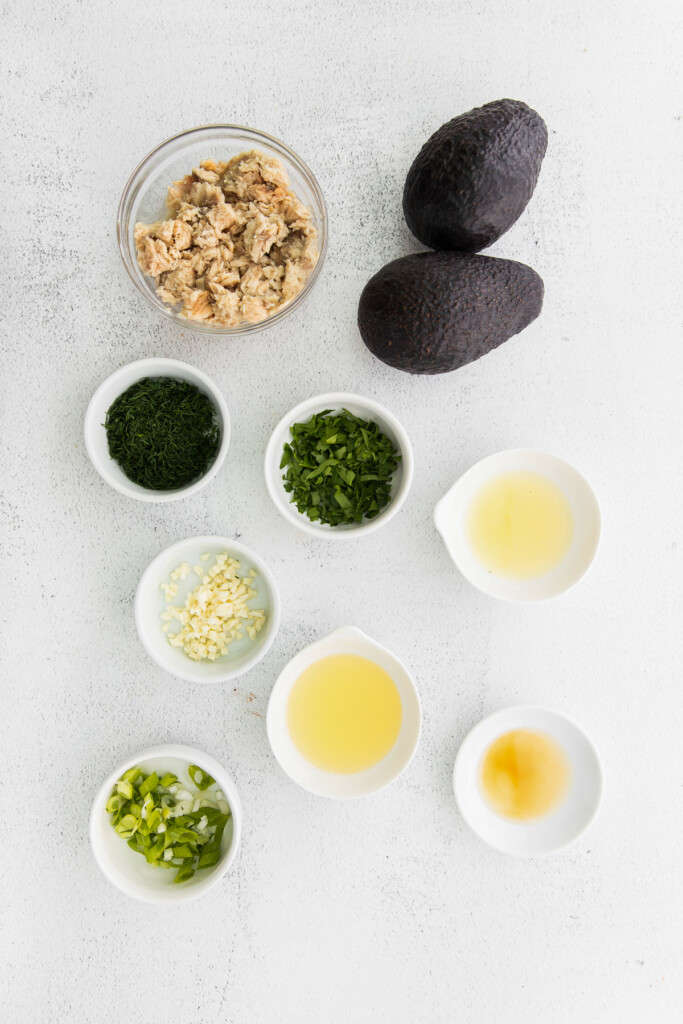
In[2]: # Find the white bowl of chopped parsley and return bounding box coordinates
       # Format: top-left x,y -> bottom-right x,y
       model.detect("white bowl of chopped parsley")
84,357 -> 230,502
264,392 -> 414,538
90,744 -> 242,903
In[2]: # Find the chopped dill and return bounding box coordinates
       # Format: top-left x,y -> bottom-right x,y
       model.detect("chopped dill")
104,376 -> 221,491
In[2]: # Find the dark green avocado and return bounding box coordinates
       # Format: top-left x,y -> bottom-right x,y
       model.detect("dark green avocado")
403,99 -> 548,252
357,251 -> 544,375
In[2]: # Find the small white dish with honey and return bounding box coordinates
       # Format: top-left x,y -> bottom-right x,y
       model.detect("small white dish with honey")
434,449 -> 601,601
267,626 -> 421,798
453,705 -> 603,856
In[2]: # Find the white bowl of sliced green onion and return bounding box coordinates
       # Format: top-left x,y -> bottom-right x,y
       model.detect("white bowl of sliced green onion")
264,392 -> 414,538
90,744 -> 242,903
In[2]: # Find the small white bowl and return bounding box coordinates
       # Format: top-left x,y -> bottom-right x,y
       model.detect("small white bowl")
267,626 -> 421,798
90,743 -> 242,903
453,705 -> 603,857
264,393 -> 413,539
135,535 -> 280,683
84,357 -> 231,502
434,449 -> 601,602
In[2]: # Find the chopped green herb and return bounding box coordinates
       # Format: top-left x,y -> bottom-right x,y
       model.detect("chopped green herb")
105,764 -> 230,885
280,409 -> 401,527
104,376 -> 221,491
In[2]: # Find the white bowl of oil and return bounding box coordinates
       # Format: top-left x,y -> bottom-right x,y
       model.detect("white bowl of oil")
266,626 -> 421,799
434,449 -> 601,602
453,706 -> 603,857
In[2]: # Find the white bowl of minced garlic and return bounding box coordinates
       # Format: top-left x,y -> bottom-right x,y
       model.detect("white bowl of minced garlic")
135,535 -> 280,683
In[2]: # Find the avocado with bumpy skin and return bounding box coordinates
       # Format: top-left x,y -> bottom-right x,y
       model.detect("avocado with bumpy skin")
357,251 -> 543,375
403,99 -> 548,252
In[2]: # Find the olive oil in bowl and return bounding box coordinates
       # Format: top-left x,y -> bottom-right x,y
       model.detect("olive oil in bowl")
480,729 -> 570,820
467,471 -> 574,580
287,654 -> 402,774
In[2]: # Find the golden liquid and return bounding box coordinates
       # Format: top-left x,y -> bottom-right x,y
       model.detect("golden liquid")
467,471 -> 574,580
481,729 -> 570,820
287,654 -> 403,774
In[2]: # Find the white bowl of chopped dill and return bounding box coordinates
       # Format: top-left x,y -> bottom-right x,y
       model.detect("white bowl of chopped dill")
264,392 -> 414,538
90,744 -> 242,903
84,357 -> 230,502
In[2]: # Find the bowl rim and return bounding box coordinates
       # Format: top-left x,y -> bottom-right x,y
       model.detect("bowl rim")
266,625 -> 422,799
84,356 -> 231,503
452,704 -> 604,857
117,122 -> 328,335
134,534 -> 281,683
89,742 -> 243,903
264,391 -> 414,540
433,448 -> 602,603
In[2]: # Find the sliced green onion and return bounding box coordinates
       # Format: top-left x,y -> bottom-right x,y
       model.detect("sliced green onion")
173,864 -> 196,884
138,772 -> 158,798
106,764 -> 229,885
188,765 -> 216,791
146,808 -> 162,832
171,843 -> 194,859
116,813 -> 139,838
197,848 -> 221,869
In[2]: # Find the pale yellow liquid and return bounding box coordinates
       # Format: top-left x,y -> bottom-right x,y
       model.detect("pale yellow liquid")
287,654 -> 403,774
467,471 -> 574,580
481,729 -> 570,820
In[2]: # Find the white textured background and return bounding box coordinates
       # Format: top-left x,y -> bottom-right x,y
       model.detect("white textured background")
2,1 -> 682,1021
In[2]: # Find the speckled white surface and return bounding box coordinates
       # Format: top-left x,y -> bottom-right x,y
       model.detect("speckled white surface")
3,2 -> 683,1021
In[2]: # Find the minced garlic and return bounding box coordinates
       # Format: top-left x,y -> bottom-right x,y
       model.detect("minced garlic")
160,551 -> 265,661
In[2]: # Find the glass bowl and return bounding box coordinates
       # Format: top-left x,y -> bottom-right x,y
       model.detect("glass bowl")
117,124 -> 328,335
